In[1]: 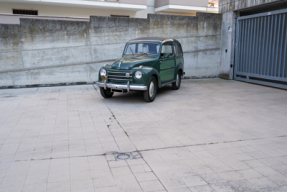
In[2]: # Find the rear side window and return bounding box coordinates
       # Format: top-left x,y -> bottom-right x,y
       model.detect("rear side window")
174,43 -> 183,56
161,44 -> 174,57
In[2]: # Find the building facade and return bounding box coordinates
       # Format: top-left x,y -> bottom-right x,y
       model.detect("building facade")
219,0 -> 287,89
0,0 -> 218,24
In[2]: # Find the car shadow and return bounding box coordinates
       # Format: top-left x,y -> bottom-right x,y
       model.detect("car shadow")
103,85 -> 174,103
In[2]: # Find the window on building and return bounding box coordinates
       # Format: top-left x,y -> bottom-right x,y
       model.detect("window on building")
110,15 -> 129,17
13,9 -> 38,15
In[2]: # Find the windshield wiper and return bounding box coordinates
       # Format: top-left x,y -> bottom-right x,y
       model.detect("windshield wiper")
129,47 -> 134,56
138,52 -> 148,56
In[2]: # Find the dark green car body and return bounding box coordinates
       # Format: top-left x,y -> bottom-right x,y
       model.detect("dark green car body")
96,37 -> 184,101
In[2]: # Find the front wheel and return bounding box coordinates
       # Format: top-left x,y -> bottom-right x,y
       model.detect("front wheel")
143,76 -> 157,102
172,71 -> 181,90
100,88 -> 114,98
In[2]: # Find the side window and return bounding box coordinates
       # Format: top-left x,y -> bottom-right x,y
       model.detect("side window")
177,44 -> 183,56
161,44 -> 174,57
174,44 -> 183,56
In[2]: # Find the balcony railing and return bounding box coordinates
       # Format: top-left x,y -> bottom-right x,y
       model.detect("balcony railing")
154,0 -> 218,13
155,0 -> 209,8
91,0 -> 147,5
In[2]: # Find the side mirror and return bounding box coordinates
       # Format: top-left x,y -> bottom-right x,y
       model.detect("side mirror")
164,53 -> 170,58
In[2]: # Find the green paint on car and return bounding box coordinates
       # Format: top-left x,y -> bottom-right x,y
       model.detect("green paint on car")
96,37 -> 185,102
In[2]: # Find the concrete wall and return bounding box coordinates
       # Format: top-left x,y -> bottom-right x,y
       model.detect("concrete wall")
0,13 -> 222,87
219,11 -> 235,79
219,0 -> 282,13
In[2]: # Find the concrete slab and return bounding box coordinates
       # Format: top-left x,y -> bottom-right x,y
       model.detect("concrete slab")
0,78 -> 287,191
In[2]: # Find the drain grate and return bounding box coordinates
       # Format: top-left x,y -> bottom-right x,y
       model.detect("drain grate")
114,153 -> 133,160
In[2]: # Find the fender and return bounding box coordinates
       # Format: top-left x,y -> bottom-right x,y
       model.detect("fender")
175,63 -> 184,77
133,66 -> 161,88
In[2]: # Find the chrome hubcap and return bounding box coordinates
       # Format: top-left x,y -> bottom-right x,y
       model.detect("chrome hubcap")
149,81 -> 154,98
176,74 -> 180,87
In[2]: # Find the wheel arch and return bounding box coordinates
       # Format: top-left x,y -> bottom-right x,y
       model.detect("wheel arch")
176,63 -> 184,76
142,67 -> 161,88
151,74 -> 160,88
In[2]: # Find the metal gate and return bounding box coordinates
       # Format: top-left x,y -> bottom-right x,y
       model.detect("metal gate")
234,8 -> 287,89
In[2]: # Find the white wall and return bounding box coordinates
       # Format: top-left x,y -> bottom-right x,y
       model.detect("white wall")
0,2 -> 149,18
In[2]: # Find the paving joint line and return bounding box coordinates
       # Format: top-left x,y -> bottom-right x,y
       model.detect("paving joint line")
16,133 -> 285,162
23,134 -> 269,163
135,134 -> 287,153
92,84 -> 168,192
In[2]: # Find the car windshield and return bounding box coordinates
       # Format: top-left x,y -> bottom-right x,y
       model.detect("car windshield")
124,43 -> 160,56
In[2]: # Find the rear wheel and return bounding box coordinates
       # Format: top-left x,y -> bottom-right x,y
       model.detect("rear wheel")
100,88 -> 114,98
172,71 -> 181,90
144,76 -> 157,102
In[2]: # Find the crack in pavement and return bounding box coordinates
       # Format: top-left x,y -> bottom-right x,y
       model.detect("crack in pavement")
93,84 -> 168,191
14,134 -> 287,162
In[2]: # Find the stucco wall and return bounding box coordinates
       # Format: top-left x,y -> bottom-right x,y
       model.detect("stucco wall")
0,13 -> 222,87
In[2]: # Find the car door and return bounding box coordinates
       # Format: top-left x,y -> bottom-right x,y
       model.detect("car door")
174,43 -> 184,76
160,43 -> 175,83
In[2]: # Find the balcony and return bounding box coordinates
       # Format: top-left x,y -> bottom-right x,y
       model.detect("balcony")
155,0 -> 218,14
0,0 -> 147,11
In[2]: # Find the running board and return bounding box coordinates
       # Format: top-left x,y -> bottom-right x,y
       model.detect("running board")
161,80 -> 176,87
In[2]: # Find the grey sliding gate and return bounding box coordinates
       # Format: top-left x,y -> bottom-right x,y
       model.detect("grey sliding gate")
234,8 -> 287,89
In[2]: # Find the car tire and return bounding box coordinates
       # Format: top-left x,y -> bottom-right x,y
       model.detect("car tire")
172,71 -> 181,90
100,87 -> 114,98
144,76 -> 157,102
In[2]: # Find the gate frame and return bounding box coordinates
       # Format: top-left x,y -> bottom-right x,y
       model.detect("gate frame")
234,8 -> 287,89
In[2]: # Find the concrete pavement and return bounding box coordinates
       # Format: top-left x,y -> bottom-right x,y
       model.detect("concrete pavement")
0,78 -> 287,192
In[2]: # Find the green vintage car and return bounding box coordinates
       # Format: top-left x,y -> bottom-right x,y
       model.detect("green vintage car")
96,37 -> 185,102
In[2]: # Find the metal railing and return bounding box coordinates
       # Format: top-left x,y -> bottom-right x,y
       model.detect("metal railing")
235,9 -> 287,89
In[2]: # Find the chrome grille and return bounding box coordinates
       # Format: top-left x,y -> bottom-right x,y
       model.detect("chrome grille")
107,71 -> 132,82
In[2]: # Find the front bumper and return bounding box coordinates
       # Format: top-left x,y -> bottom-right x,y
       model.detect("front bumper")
96,81 -> 147,91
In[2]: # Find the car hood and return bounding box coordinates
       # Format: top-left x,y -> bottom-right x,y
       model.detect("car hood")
110,54 -> 157,70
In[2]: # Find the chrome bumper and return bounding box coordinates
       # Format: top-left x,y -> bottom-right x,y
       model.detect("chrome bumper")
96,81 -> 147,91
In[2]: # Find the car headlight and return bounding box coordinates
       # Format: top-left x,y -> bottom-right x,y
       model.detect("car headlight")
135,71 -> 142,79
100,69 -> 106,76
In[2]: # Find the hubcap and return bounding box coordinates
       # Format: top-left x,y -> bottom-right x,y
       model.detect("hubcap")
149,81 -> 154,98
176,74 -> 180,87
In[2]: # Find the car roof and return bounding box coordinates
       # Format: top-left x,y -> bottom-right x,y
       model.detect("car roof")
129,37 -> 179,43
